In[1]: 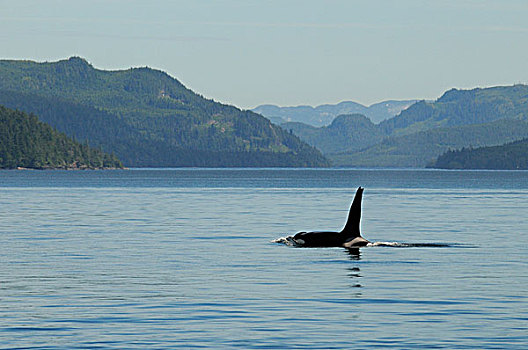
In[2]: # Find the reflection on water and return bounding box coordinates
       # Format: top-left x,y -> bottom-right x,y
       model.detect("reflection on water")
345,249 -> 363,290
346,247 -> 361,260
347,267 -> 362,289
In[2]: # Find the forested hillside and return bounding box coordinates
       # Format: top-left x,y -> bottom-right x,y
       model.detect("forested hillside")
282,114 -> 384,154
378,85 -> 528,136
282,85 -> 528,167
0,57 -> 328,167
330,119 -> 528,167
0,105 -> 122,169
430,139 -> 528,170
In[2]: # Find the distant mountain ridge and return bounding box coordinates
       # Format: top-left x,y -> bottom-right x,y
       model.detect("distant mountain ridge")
3,57 -> 526,169
253,100 -> 417,126
0,57 -> 329,167
331,118 -> 528,168
282,114 -> 384,154
378,85 -> 528,135
280,85 -> 528,167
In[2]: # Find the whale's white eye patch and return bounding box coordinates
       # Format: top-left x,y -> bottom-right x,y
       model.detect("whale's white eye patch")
294,239 -> 305,245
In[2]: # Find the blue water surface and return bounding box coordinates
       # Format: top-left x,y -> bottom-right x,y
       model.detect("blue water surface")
1,169 -> 527,349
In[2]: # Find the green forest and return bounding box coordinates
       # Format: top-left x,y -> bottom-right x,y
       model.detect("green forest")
0,105 -> 123,169
430,139 -> 528,170
0,57 -> 328,167
331,118 -> 528,167
2,57 -> 527,169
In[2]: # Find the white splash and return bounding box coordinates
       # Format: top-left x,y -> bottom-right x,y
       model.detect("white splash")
271,236 -> 301,247
367,241 -> 405,247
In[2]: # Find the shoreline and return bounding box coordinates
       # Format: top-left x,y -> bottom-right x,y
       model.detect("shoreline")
13,166 -> 126,170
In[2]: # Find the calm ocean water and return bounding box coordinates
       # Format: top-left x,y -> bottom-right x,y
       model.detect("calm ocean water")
1,169 -> 527,349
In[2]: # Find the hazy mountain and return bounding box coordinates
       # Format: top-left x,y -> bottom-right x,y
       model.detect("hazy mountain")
429,138 -> 528,170
378,85 -> 528,136
281,85 -> 528,167
282,114 -> 384,154
0,57 -> 328,167
330,118 -> 528,168
253,100 -> 417,127
0,105 -> 123,169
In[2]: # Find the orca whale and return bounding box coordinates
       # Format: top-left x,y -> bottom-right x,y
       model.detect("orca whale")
291,187 -> 369,248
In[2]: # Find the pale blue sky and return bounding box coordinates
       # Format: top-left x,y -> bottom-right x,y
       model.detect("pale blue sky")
1,0 -> 527,108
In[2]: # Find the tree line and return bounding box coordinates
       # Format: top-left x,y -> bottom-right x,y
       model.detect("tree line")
0,105 -> 123,169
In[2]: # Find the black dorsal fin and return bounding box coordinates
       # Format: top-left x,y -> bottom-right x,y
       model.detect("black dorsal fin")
340,187 -> 363,237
